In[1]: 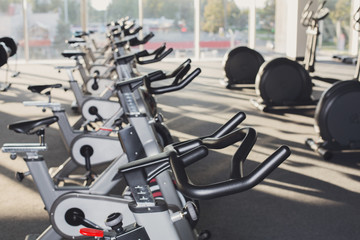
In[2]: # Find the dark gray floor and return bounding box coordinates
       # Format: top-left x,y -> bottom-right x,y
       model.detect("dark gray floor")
0,57 -> 360,240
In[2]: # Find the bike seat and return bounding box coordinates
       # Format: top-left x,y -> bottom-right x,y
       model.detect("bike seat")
66,38 -> 86,44
8,116 -> 59,134
28,84 -> 62,94
61,50 -> 86,58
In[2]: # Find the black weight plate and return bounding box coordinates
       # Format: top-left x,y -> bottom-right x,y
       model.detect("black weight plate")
315,80 -> 360,147
255,57 -> 312,105
0,45 -> 8,67
223,46 -> 264,85
315,80 -> 352,125
0,37 -> 17,56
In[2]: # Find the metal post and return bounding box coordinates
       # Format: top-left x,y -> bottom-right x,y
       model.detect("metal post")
138,0 -> 144,50
194,0 -> 200,59
22,0 -> 29,61
81,0 -> 87,32
349,0 -> 360,56
248,1 -> 256,49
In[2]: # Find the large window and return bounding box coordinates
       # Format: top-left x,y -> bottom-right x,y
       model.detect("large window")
0,0 -> 357,60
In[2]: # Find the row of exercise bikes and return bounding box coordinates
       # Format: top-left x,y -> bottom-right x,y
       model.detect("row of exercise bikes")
0,18 -> 291,239
223,1 -> 360,160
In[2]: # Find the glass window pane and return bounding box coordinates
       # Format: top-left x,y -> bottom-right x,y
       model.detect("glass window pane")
0,2 -> 24,59
140,0 -> 194,59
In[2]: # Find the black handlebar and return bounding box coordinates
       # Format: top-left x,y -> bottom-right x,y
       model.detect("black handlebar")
124,25 -> 142,36
205,111 -> 246,139
129,32 -> 154,46
170,145 -> 290,199
135,44 -> 173,65
172,111 -> 246,155
117,111 -> 290,200
115,44 -> 172,66
146,59 -> 192,82
145,67 -> 200,94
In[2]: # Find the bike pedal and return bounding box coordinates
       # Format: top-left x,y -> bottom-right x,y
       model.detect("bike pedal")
198,230 -> 211,240
25,234 -> 40,240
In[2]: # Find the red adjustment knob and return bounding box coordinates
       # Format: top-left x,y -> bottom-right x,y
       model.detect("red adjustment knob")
80,228 -> 104,237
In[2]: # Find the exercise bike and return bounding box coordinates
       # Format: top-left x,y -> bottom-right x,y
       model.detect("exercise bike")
250,1 -> 332,112
23,64 -> 200,182
2,111 -> 252,239
64,31 -> 156,97
305,6 -> 360,160
38,44 -> 175,128
79,120 -> 291,239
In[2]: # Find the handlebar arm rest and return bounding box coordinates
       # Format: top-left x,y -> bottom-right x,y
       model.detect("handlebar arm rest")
168,139 -> 203,155
115,76 -> 145,92
123,21 -> 135,32
129,32 -> 155,46
145,59 -> 192,83
118,151 -> 170,184
136,46 -> 173,65
124,25 -> 142,36
146,70 -> 167,82
170,127 -> 253,157
202,127 -> 256,150
145,67 -> 200,94
177,146 -> 209,167
167,59 -> 192,79
135,44 -> 166,58
170,145 -> 291,200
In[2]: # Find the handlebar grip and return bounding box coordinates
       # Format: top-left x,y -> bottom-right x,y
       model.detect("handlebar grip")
147,67 -> 200,94
136,44 -> 166,58
167,59 -> 192,78
136,48 -> 173,65
170,139 -> 202,155
204,112 -> 246,139
147,60 -> 191,83
147,70 -> 166,82
202,128 -> 251,149
170,145 -> 290,200
179,146 -> 208,166
129,32 -> 154,46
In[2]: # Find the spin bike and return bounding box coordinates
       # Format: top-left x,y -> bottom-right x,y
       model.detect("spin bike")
305,6 -> 360,160
37,44 -> 174,128
3,111 -> 252,239
64,31 -> 156,96
23,64 -> 200,182
79,120 -> 291,239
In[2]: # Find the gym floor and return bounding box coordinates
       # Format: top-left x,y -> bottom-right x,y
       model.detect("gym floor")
0,55 -> 359,240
